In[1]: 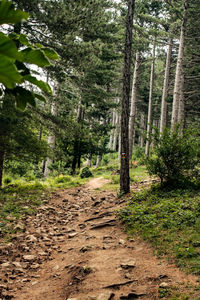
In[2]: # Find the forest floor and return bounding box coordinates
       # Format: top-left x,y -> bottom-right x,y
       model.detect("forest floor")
0,177 -> 200,300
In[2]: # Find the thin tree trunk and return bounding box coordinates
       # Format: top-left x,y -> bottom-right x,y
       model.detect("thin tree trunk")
44,101 -> 57,177
113,113 -> 119,151
140,112 -> 145,147
171,1 -> 187,131
129,51 -> 140,160
118,116 -> 121,162
177,74 -> 185,134
96,155 -> 102,168
109,110 -> 116,149
0,149 -> 4,187
120,0 -> 135,194
160,38 -> 173,134
145,37 -> 156,157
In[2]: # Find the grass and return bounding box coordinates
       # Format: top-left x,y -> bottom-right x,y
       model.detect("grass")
0,174 -> 89,239
119,184 -> 200,278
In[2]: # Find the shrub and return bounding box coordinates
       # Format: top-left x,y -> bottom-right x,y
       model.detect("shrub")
145,127 -> 200,186
80,167 -> 92,178
55,175 -> 72,183
3,176 -> 12,185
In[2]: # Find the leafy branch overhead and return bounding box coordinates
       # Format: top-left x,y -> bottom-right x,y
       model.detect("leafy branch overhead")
0,0 -> 59,109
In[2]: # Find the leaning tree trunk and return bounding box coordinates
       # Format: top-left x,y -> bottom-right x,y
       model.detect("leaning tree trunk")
171,1 -> 187,131
160,38 -> 173,134
113,113 -> 119,151
109,110 -> 116,149
145,37 -> 156,157
129,51 -> 140,161
139,112 -> 145,147
120,0 -> 135,194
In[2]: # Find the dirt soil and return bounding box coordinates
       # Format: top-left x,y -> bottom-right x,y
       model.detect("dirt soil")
0,177 -> 199,300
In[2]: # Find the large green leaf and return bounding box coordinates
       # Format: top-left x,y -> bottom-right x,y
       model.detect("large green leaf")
23,75 -> 52,94
20,48 -> 50,67
34,93 -> 46,103
42,48 -> 59,60
14,86 -> 36,110
0,32 -> 20,60
0,54 -> 22,88
0,0 -> 29,25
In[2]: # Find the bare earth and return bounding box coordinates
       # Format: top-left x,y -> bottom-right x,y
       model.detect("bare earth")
0,177 -> 199,300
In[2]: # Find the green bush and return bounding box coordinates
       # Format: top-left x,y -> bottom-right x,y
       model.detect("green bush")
145,127 -> 200,186
3,176 -> 12,185
55,175 -> 72,183
80,167 -> 92,178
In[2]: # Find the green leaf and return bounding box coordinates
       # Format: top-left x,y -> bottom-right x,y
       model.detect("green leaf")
0,54 -> 22,88
42,48 -> 59,60
20,48 -> 50,67
14,86 -> 36,110
0,0 -> 29,25
34,93 -> 46,103
18,34 -> 32,47
0,32 -> 20,60
23,75 -> 52,94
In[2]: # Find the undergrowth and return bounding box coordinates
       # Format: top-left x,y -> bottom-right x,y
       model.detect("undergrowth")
119,185 -> 200,277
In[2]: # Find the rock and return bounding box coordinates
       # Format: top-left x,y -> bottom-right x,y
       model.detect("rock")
80,245 -> 92,253
97,292 -> 114,300
23,255 -> 36,261
12,262 -> 22,268
119,239 -> 125,245
66,298 -> 78,300
1,262 -> 11,268
120,260 -> 136,269
159,282 -> 169,288
31,280 -> 39,286
68,232 -> 78,238
27,235 -> 37,242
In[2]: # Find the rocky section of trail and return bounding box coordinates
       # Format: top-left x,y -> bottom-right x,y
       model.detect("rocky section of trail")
0,178 -> 199,300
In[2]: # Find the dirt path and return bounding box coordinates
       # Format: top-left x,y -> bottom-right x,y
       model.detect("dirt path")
0,178 -> 199,300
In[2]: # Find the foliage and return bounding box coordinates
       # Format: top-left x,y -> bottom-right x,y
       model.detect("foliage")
0,0 -> 58,109
80,167 -> 92,179
145,127 -> 200,186
119,185 -> 200,276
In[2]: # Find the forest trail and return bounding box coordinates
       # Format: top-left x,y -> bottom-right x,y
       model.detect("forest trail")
0,178 -> 199,300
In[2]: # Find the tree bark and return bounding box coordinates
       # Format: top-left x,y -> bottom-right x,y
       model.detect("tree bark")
129,51 -> 140,160
145,37 -> 156,157
109,110 -> 116,149
96,155 -> 102,168
139,112 -> 145,147
120,0 -> 135,194
160,38 -> 173,134
113,113 -> 119,151
171,1 -> 187,131
0,149 -> 4,187
178,74 -> 185,134
44,101 -> 57,177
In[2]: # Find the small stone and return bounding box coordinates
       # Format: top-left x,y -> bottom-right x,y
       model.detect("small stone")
97,292 -> 114,300
119,239 -> 125,245
1,262 -> 10,268
120,260 -> 136,269
12,262 -> 22,268
23,255 -> 36,261
159,282 -> 169,288
27,235 -> 37,242
31,280 -> 39,286
68,232 -> 78,238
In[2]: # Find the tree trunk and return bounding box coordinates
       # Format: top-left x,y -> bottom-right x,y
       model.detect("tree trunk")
87,154 -> 92,167
171,1 -> 187,131
120,0 -> 135,194
177,74 -> 185,134
129,51 -> 140,160
140,112 -> 145,147
113,113 -> 119,151
118,116 -> 121,162
0,149 -> 4,187
160,38 -> 173,134
109,110 -> 116,149
96,155 -> 102,168
44,101 -> 57,177
145,37 -> 156,157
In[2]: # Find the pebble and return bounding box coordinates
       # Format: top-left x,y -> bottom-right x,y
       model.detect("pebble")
23,255 -> 36,261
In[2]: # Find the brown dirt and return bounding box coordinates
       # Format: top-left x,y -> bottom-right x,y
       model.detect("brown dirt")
0,178 -> 199,300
